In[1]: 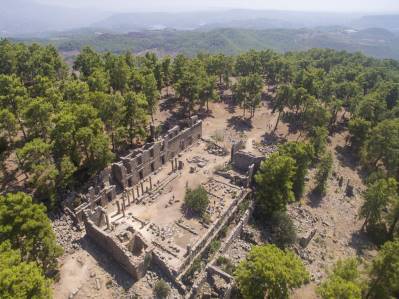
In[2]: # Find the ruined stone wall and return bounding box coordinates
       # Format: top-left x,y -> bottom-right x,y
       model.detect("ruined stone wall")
177,189 -> 250,282
73,185 -> 116,222
232,150 -> 264,173
83,211 -> 151,280
220,202 -> 254,253
68,116 -> 202,221
112,116 -> 202,189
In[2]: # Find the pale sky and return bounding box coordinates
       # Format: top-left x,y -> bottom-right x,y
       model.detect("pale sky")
37,0 -> 399,13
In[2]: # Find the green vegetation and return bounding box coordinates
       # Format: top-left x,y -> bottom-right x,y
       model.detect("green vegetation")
216,256 -> 236,275
0,241 -> 52,299
182,258 -> 202,286
317,259 -> 362,299
360,178 -> 399,240
232,73 -> 263,117
318,240 -> 399,299
0,193 -> 62,274
184,186 -> 209,217
366,239 -> 399,299
18,28 -> 399,60
314,152 -> 334,196
1,35 -> 399,298
254,153 -> 297,218
278,141 -> 313,200
0,192 -> 60,298
234,244 -> 309,299
270,211 -> 297,249
153,279 -> 170,299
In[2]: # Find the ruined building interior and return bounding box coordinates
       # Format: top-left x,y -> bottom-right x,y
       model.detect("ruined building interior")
64,115 -> 269,297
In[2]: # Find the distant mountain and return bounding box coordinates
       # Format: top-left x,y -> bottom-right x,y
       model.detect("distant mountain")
92,9 -> 361,32
0,0 -> 109,37
17,27 -> 399,61
352,15 -> 399,31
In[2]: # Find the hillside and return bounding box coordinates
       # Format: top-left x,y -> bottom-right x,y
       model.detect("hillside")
18,27 -> 399,60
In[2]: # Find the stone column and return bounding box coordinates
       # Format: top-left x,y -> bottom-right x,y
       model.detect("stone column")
122,200 -> 126,217
122,193 -> 126,208
104,212 -> 110,230
136,185 -> 140,198
171,160 -> 174,172
149,176 -> 153,190
127,190 -> 131,206
116,200 -> 121,214
132,188 -> 135,201
174,158 -> 178,171
141,182 -> 144,194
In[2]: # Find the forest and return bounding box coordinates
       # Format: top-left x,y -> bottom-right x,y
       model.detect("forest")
0,39 -> 399,298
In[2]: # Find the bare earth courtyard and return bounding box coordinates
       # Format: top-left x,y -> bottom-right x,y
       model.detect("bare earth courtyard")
53,97 -> 374,299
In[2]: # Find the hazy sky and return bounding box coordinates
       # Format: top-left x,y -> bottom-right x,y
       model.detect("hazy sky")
37,0 -> 399,13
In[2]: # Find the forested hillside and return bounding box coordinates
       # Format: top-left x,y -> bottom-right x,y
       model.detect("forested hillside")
20,27 -> 399,61
0,39 -> 399,298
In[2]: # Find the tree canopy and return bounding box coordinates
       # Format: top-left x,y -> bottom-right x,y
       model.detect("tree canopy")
234,244 -> 309,299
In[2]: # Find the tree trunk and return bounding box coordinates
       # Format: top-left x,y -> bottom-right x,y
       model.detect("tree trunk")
274,110 -> 281,132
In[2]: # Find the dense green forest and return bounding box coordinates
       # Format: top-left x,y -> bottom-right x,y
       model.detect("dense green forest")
0,39 -> 399,298
17,27 -> 399,60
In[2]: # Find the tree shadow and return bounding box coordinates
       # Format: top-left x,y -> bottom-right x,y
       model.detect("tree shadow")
197,107 -> 215,120
159,96 -> 178,112
79,235 -> 136,289
261,132 -> 286,145
348,230 -> 375,256
335,144 -> 360,171
227,116 -> 253,132
329,120 -> 348,135
162,107 -> 186,132
222,96 -> 237,114
282,112 -> 303,135
308,189 -> 324,208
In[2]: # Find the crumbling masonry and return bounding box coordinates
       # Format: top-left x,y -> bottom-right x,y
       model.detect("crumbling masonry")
63,115 -> 263,295
66,116 -> 202,222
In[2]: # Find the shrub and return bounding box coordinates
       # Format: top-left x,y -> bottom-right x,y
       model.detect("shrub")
216,256 -> 236,275
317,259 -> 361,299
206,240 -> 221,258
184,186 -> 209,216
270,211 -> 297,249
154,279 -> 170,299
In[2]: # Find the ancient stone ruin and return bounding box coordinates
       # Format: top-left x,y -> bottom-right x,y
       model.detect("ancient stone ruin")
61,115 -> 275,296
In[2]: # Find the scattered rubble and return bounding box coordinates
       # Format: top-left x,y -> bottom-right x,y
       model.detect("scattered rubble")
52,213 -> 83,255
206,142 -> 229,156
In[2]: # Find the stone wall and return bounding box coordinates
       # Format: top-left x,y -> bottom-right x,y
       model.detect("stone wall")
232,150 -> 264,173
112,116 -> 202,189
67,116 -> 202,222
177,188 -> 250,282
73,185 -> 116,222
83,209 -> 152,280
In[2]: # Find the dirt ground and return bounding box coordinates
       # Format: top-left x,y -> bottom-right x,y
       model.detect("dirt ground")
53,95 -> 372,298
291,122 -> 375,298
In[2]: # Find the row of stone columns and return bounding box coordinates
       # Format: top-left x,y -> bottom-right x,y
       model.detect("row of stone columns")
100,207 -> 110,230
171,157 -> 179,172
115,176 -> 156,218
